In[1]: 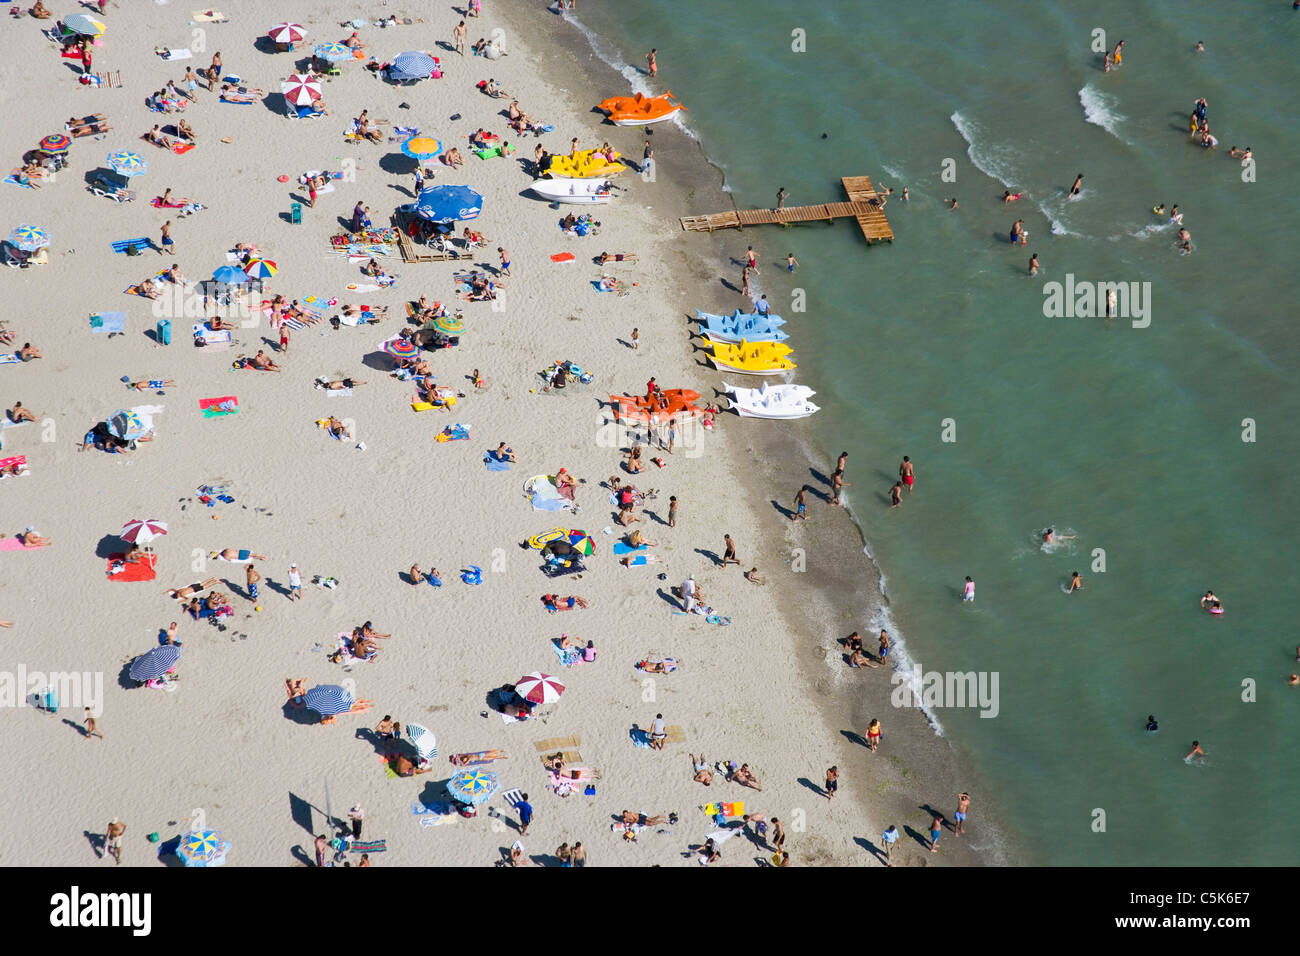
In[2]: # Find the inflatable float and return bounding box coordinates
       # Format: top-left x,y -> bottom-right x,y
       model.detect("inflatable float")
723,381 -> 819,419
596,91 -> 686,126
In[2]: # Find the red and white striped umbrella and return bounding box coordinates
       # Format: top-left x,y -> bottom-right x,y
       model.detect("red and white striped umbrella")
268,23 -> 307,44
515,671 -> 566,704
121,518 -> 168,544
280,74 -> 322,106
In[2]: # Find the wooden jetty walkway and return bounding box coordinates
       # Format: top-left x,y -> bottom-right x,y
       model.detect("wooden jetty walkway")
680,175 -> 894,245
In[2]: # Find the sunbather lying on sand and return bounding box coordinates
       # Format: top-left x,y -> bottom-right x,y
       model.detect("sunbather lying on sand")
324,416 -> 351,440
17,343 -> 42,361
542,594 -> 588,612
9,402 -> 39,424
320,699 -> 374,724
393,754 -> 435,775
249,350 -> 282,371
315,376 -> 366,390
598,252 -> 638,264
691,754 -> 714,785
285,678 -> 307,705
620,810 -> 671,826
1,461 -> 30,478
165,578 -> 223,600
16,528 -> 50,548
210,549 -> 269,562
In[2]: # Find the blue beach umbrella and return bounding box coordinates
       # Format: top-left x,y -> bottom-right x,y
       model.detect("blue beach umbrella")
304,684 -> 354,716
400,136 -> 443,161
129,645 -> 182,681
107,151 -> 148,178
389,51 -> 437,81
212,265 -> 250,285
107,408 -> 149,441
314,42 -> 352,63
447,768 -> 500,805
9,224 -> 50,251
414,184 -> 482,223
178,829 -> 230,867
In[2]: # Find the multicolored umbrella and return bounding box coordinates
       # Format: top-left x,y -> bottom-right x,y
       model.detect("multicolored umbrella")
314,42 -> 352,63
400,136 -> 443,161
268,23 -> 307,44
243,258 -> 278,279
212,265 -> 251,285
431,313 -> 464,335
107,151 -> 148,178
64,14 -> 106,37
389,51 -> 438,81
9,225 -> 50,252
446,768 -> 500,805
129,645 -> 182,681
280,74 -> 321,106
178,829 -> 230,867
415,184 -> 483,223
107,409 -> 149,441
382,337 -> 419,361
121,518 -> 168,544
406,723 -> 437,761
303,684 -> 354,716
38,133 -> 71,154
515,671 -> 566,705
566,530 -> 595,556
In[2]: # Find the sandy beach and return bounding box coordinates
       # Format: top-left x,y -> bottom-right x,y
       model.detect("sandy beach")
0,0 -> 985,868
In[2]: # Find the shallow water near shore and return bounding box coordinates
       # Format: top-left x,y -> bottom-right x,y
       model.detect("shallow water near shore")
569,0 -> 1300,865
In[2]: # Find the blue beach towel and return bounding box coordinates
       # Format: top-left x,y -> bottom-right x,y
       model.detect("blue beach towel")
612,542 -> 647,555
112,237 -> 155,253
484,452 -> 511,471
630,728 -> 653,748
89,311 -> 126,333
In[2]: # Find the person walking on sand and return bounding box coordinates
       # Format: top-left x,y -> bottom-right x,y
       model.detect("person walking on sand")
792,485 -> 809,521
681,575 -> 695,612
631,327 -> 639,350
641,140 -> 653,176
454,20 -> 467,55
745,245 -> 759,274
881,825 -> 898,866
497,247 -> 511,277
516,795 -> 534,835
668,495 -> 678,527
962,576 -> 975,602
824,766 -> 839,800
287,563 -> 302,601
646,48 -> 657,77
245,564 -> 261,602
348,805 -> 364,839
105,820 -> 126,864
721,533 -> 740,568
160,220 -> 175,256
865,718 -> 882,752
830,468 -> 849,506
83,708 -> 103,741
899,456 -> 914,492
955,792 -> 971,836
771,817 -> 785,851
279,320 -> 290,353
740,265 -> 750,297
930,815 -> 943,852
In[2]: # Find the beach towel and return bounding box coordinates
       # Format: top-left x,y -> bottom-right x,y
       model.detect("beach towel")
324,388 -> 352,398
112,238 -> 155,253
348,840 -> 387,854
394,126 -> 418,136
0,354 -> 22,365
192,11 -> 229,23
500,789 -> 524,809
551,643 -> 582,667
622,554 -> 658,566
199,396 -> 239,418
0,537 -> 47,551
0,456 -> 30,479
344,283 -> 380,293
106,553 -> 157,582
550,252 -> 576,263
484,453 -> 510,472
636,658 -> 678,673
4,171 -> 35,189
192,325 -> 233,347
630,728 -> 653,749
89,312 -> 126,334
533,735 -> 580,752
665,725 -> 686,743
172,142 -> 196,154
435,423 -> 471,443
612,542 -> 648,555
160,48 -> 194,61
150,197 -> 189,209
593,279 -> 630,295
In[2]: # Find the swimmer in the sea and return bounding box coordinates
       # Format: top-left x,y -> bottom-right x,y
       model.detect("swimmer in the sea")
1145,715 -> 1158,732
1153,204 -> 1165,216
1028,253 -> 1039,276
1169,205 -> 1182,224
947,197 -> 958,211
1068,571 -> 1083,593
1003,190 -> 1022,203
1042,529 -> 1076,545
1186,741 -> 1205,761
1200,590 -> 1222,614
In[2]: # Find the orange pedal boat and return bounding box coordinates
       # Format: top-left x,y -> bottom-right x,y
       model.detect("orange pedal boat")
609,388 -> 703,424
596,91 -> 686,126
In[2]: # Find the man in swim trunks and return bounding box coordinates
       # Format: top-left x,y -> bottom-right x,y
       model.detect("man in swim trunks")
899,456 -> 914,491
930,815 -> 943,852
824,766 -> 839,800
9,402 -> 39,424
955,792 -> 970,836
211,548 -> 268,562
830,468 -> 849,506
792,485 -> 808,520
1069,571 -> 1083,593
1070,173 -> 1084,197
318,377 -> 365,390
166,577 -> 222,599
879,629 -> 890,662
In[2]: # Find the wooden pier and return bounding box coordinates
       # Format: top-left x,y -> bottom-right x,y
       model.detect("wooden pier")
680,175 -> 894,245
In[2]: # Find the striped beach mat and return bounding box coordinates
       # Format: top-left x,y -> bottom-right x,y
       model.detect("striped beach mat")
349,840 -> 387,853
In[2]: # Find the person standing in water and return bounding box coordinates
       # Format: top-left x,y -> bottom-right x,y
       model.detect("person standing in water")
775,187 -> 788,211
1029,253 -> 1039,276
645,49 -> 657,77
1070,173 -> 1084,197
962,576 -> 975,602
890,481 -> 902,507
899,456 -> 915,492
1145,715 -> 1159,733
1068,571 -> 1084,593
955,793 -> 970,837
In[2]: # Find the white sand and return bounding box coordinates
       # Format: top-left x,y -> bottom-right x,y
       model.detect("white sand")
0,1 -> 963,868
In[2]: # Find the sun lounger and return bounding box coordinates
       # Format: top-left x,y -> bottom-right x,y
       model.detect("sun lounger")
91,174 -> 134,203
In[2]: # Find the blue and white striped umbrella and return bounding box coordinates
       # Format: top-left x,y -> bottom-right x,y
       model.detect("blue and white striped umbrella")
314,42 -> 352,63
406,723 -> 437,760
107,151 -> 149,178
414,184 -> 482,223
9,224 -> 50,252
129,645 -> 182,681
304,684 -> 354,716
389,51 -> 437,81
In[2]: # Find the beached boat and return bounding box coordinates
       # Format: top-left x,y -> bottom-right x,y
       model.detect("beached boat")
597,91 -> 686,126
542,148 -> 624,179
704,339 -> 797,375
695,308 -> 786,329
723,381 -> 819,419
529,178 -> 617,204
696,309 -> 789,343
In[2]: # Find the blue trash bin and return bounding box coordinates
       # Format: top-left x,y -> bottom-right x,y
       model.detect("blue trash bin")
157,319 -> 171,345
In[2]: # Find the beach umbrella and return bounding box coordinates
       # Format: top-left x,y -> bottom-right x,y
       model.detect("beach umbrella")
389,51 -> 437,81
400,136 -> 443,161
107,408 -> 149,441
414,184 -> 483,223
129,645 -> 182,681
446,768 -> 500,805
107,151 -> 148,178
515,671 -> 566,705
406,723 -> 437,761
121,518 -> 168,544
314,42 -> 352,63
382,337 -> 419,361
243,258 -> 278,279
566,530 -> 595,556
431,313 -> 464,335
304,684 -> 354,716
212,265 -> 251,285
38,133 -> 71,155
63,14 -> 106,37
280,74 -> 322,107
268,23 -> 306,44
177,828 -> 230,867
9,225 -> 50,252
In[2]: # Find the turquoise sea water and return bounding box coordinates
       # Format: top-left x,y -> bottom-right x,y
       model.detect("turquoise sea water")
566,0 -> 1300,864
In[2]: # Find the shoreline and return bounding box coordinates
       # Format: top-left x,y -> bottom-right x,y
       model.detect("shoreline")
530,4 -> 1002,865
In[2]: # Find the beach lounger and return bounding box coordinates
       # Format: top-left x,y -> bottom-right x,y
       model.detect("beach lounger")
90,174 -> 135,203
